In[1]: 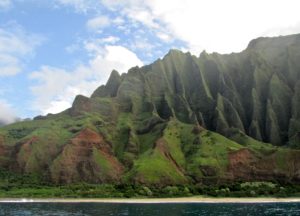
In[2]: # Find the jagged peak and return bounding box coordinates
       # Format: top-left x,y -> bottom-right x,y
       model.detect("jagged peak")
127,66 -> 141,75
67,94 -> 92,116
199,50 -> 209,58
163,49 -> 187,59
107,69 -> 121,84
246,33 -> 300,50
109,69 -> 120,79
167,48 -> 184,55
91,70 -> 122,98
73,94 -> 89,103
246,36 -> 269,50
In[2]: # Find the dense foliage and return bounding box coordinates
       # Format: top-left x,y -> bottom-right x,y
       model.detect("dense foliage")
0,34 -> 300,193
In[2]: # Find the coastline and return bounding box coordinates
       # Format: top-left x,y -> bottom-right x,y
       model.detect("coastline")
1,197 -> 300,203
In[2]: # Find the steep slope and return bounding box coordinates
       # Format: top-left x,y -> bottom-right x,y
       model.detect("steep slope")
90,34 -> 300,147
0,34 -> 300,186
50,128 -> 123,183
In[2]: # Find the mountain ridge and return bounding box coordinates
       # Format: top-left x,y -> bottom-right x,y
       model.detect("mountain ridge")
0,33 -> 300,186
73,34 -> 300,146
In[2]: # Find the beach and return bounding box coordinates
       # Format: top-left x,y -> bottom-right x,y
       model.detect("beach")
1,197 -> 300,203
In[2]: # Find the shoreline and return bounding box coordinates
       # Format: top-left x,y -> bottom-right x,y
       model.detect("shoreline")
1,197 -> 300,203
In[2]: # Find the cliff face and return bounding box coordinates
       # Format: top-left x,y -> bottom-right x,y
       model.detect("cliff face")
90,34 -> 300,147
0,34 -> 300,186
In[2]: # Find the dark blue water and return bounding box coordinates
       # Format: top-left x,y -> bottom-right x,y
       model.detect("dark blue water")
0,202 -> 300,216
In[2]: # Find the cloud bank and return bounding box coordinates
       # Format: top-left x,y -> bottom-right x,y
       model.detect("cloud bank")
0,100 -> 17,125
0,24 -> 44,76
101,0 -> 300,54
30,44 -> 143,115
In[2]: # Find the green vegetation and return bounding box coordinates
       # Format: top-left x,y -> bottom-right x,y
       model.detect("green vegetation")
1,170 -> 300,198
0,34 -> 300,195
187,130 -> 242,178
125,148 -> 187,185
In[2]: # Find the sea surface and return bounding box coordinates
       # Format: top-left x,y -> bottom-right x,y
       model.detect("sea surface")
0,202 -> 300,216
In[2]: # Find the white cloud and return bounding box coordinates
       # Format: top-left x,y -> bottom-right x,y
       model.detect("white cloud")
156,32 -> 172,43
101,0 -> 300,54
129,38 -> 154,52
101,36 -> 120,44
0,25 -> 44,76
113,17 -> 125,25
65,43 -> 80,53
45,100 -> 71,114
127,9 -> 158,29
0,54 -> 20,76
0,0 -> 11,10
262,22 -> 300,36
30,45 -> 143,115
0,100 -> 17,125
105,45 -> 143,66
55,0 -> 96,13
86,16 -> 110,31
55,0 -> 300,54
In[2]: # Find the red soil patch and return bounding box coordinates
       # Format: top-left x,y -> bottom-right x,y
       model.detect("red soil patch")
227,148 -> 256,180
16,136 -> 38,171
228,148 -> 254,167
51,128 -> 123,183
71,128 -> 113,154
227,148 -> 300,183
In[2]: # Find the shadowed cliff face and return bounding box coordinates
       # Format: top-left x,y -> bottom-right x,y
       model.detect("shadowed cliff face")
0,34 -> 300,185
91,34 -> 300,147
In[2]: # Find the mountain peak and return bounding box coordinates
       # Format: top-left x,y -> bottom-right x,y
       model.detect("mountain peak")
166,48 -> 185,57
110,69 -> 120,77
91,69 -> 122,98
246,33 -> 300,50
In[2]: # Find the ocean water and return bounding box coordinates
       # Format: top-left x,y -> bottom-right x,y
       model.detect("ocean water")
0,202 -> 300,216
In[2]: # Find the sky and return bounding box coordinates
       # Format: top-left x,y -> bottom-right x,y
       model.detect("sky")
0,0 -> 300,124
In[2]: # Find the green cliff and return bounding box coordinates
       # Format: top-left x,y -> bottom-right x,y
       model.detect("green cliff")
0,34 -> 300,187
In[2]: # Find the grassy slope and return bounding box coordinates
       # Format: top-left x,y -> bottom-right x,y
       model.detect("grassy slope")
124,120 -> 187,185
187,130 -> 243,178
1,110 -> 299,185
1,114 -> 300,198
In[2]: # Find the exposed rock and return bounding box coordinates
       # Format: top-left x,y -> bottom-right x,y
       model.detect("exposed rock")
15,136 -> 38,172
69,95 -> 92,116
50,128 -> 123,183
227,148 -> 300,183
91,70 -> 121,98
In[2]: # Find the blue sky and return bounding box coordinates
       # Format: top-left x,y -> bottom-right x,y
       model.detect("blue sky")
0,0 -> 300,123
